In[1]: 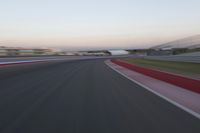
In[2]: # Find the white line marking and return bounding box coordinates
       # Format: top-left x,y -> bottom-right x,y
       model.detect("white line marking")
105,60 -> 200,120
0,58 -> 70,65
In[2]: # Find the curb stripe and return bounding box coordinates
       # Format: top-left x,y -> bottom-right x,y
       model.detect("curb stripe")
111,59 -> 200,94
105,60 -> 200,120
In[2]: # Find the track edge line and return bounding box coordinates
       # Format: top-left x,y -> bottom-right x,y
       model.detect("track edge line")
105,60 -> 200,120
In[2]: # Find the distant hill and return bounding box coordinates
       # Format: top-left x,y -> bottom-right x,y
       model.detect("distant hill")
151,35 -> 200,49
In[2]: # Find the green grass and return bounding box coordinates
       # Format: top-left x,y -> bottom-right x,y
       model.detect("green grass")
124,58 -> 200,79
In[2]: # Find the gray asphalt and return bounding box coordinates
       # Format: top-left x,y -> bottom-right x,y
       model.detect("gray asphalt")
0,59 -> 200,133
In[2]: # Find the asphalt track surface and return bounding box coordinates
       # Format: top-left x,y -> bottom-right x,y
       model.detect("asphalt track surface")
0,59 -> 200,133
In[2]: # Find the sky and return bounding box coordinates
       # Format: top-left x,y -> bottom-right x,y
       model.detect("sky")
0,0 -> 200,50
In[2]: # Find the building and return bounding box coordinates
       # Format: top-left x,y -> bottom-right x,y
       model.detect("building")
108,50 -> 129,55
0,46 -> 8,56
0,46 -> 54,56
147,48 -> 173,56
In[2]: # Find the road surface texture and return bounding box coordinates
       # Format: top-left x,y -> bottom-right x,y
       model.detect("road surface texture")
0,59 -> 200,133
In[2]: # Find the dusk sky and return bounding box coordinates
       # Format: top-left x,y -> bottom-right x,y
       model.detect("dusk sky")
0,0 -> 200,50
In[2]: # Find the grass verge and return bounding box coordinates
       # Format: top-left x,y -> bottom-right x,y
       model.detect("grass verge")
123,58 -> 200,79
